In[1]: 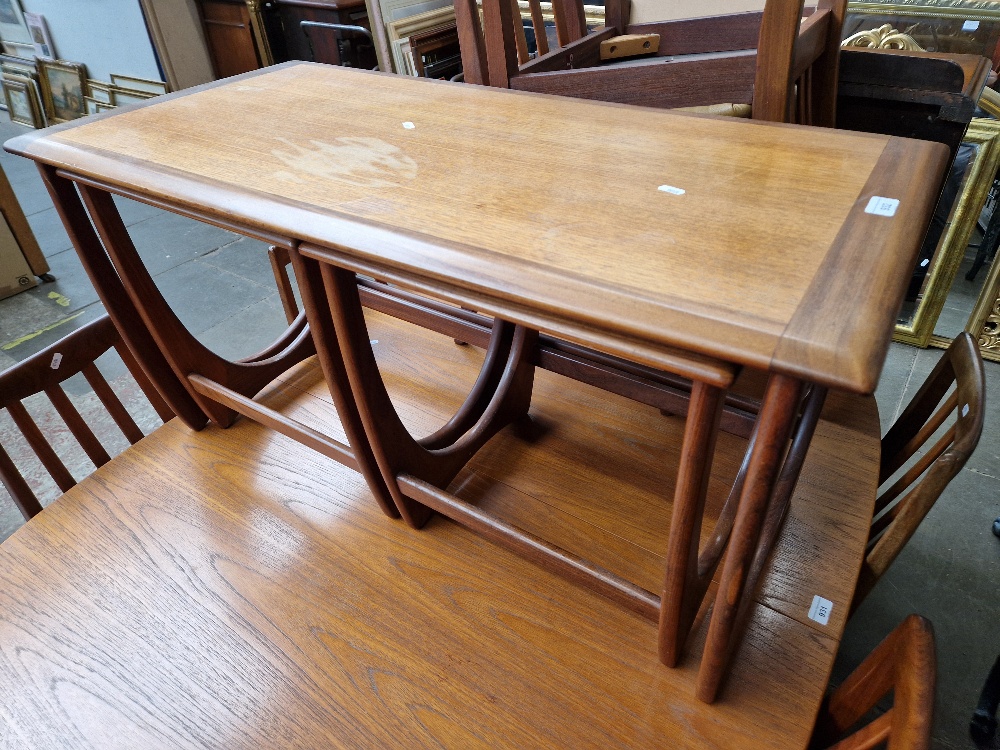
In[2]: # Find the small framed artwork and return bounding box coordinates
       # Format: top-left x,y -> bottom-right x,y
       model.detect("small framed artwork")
95,101 -> 115,113
86,80 -> 113,103
38,58 -> 87,123
23,12 -> 54,59
84,95 -> 101,115
0,53 -> 34,77
109,74 -> 167,95
0,0 -> 30,45
3,73 -> 44,127
110,87 -> 155,107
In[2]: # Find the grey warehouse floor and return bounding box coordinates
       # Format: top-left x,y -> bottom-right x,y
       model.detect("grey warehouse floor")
0,111 -> 997,750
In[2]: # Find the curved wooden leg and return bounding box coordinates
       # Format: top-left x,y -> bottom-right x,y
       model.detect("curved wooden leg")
291,249 -> 399,519
75,183 -> 315,428
321,264 -> 536,528
38,166 -> 207,430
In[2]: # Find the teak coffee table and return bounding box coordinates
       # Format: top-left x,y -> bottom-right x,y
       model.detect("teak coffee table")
4,62 -> 948,702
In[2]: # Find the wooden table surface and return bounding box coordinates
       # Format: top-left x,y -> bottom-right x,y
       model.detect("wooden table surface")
5,61 -> 947,392
0,311 -> 881,749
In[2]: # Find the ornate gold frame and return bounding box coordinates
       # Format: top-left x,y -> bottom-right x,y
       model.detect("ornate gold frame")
3,73 -> 43,128
895,119 -> 1000,346
36,58 -> 87,124
848,0 -> 1000,21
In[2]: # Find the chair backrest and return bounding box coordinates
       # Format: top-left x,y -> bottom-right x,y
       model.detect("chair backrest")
851,332 -> 985,613
813,614 -> 936,750
0,315 -> 172,520
456,0 -> 847,126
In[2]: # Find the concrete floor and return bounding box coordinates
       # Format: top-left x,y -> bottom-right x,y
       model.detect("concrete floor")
0,110 -> 997,749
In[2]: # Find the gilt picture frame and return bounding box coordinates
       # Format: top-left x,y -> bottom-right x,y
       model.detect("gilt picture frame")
3,73 -> 43,127
37,58 -> 87,123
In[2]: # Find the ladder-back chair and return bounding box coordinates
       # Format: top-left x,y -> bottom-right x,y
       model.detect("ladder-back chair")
456,0 -> 847,126
0,315 -> 172,520
851,332 -> 985,615
812,614 -> 936,750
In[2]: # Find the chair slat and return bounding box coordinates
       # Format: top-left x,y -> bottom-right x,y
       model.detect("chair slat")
885,390 -> 958,483
0,441 -> 43,519
510,0 -> 530,64
82,363 -> 144,444
46,385 -> 112,468
875,423 -> 955,515
7,401 -> 76,492
527,0 -> 548,56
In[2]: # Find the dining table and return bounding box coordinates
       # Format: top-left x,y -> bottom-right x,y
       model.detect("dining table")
2,60 -> 947,708
0,317 -> 882,748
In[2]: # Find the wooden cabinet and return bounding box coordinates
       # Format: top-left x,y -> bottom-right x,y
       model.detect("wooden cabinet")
196,0 -> 273,78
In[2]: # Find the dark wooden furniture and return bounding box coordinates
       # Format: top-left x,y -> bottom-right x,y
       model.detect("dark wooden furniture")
850,332 -> 985,615
4,62 -> 948,702
272,0 -> 377,69
457,0 -> 846,125
196,0 -> 274,78
0,315 -> 171,520
0,313 -> 884,747
812,615 -> 936,750
837,48 -> 991,165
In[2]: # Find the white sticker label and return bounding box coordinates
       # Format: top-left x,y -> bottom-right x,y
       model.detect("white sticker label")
657,184 -> 685,195
50,352 -> 63,370
865,196 -> 900,217
920,259 -> 930,267
370,340 -> 378,345
809,595 -> 833,625
962,403 -> 970,417
963,19 -> 980,31
402,121 -> 415,130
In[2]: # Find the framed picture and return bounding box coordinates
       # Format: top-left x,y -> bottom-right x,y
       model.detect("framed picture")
0,0 -> 31,45
844,1 -> 1000,58
110,87 -> 155,107
37,58 -> 87,123
95,101 -> 115,113
87,80 -> 113,103
3,73 -> 43,127
109,74 -> 168,95
386,6 -> 454,74
84,96 -> 101,115
895,119 -> 1000,346
22,12 -> 54,59
0,53 -> 34,77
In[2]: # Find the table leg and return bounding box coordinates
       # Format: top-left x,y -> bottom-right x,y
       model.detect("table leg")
659,380 -> 726,666
71,182 -> 315,430
319,263 -> 536,528
37,165 -> 206,430
696,373 -> 804,703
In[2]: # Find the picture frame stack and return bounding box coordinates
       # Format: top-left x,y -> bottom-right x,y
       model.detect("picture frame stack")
85,74 -> 168,114
0,53 -> 43,127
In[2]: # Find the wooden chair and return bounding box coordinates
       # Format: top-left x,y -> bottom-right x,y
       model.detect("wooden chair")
0,314 -> 172,520
812,614 -> 936,750
851,332 -> 985,615
456,0 -> 847,126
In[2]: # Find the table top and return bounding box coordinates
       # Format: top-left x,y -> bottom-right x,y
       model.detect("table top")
4,62 -> 948,391
0,311 -> 881,749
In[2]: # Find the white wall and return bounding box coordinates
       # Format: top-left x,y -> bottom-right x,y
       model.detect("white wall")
20,0 -> 162,83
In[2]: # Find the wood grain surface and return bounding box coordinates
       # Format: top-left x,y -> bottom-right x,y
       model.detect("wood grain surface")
5,62 -> 947,392
0,313 -> 880,748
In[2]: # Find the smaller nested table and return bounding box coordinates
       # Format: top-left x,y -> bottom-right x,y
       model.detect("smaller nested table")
4,61 -> 947,701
